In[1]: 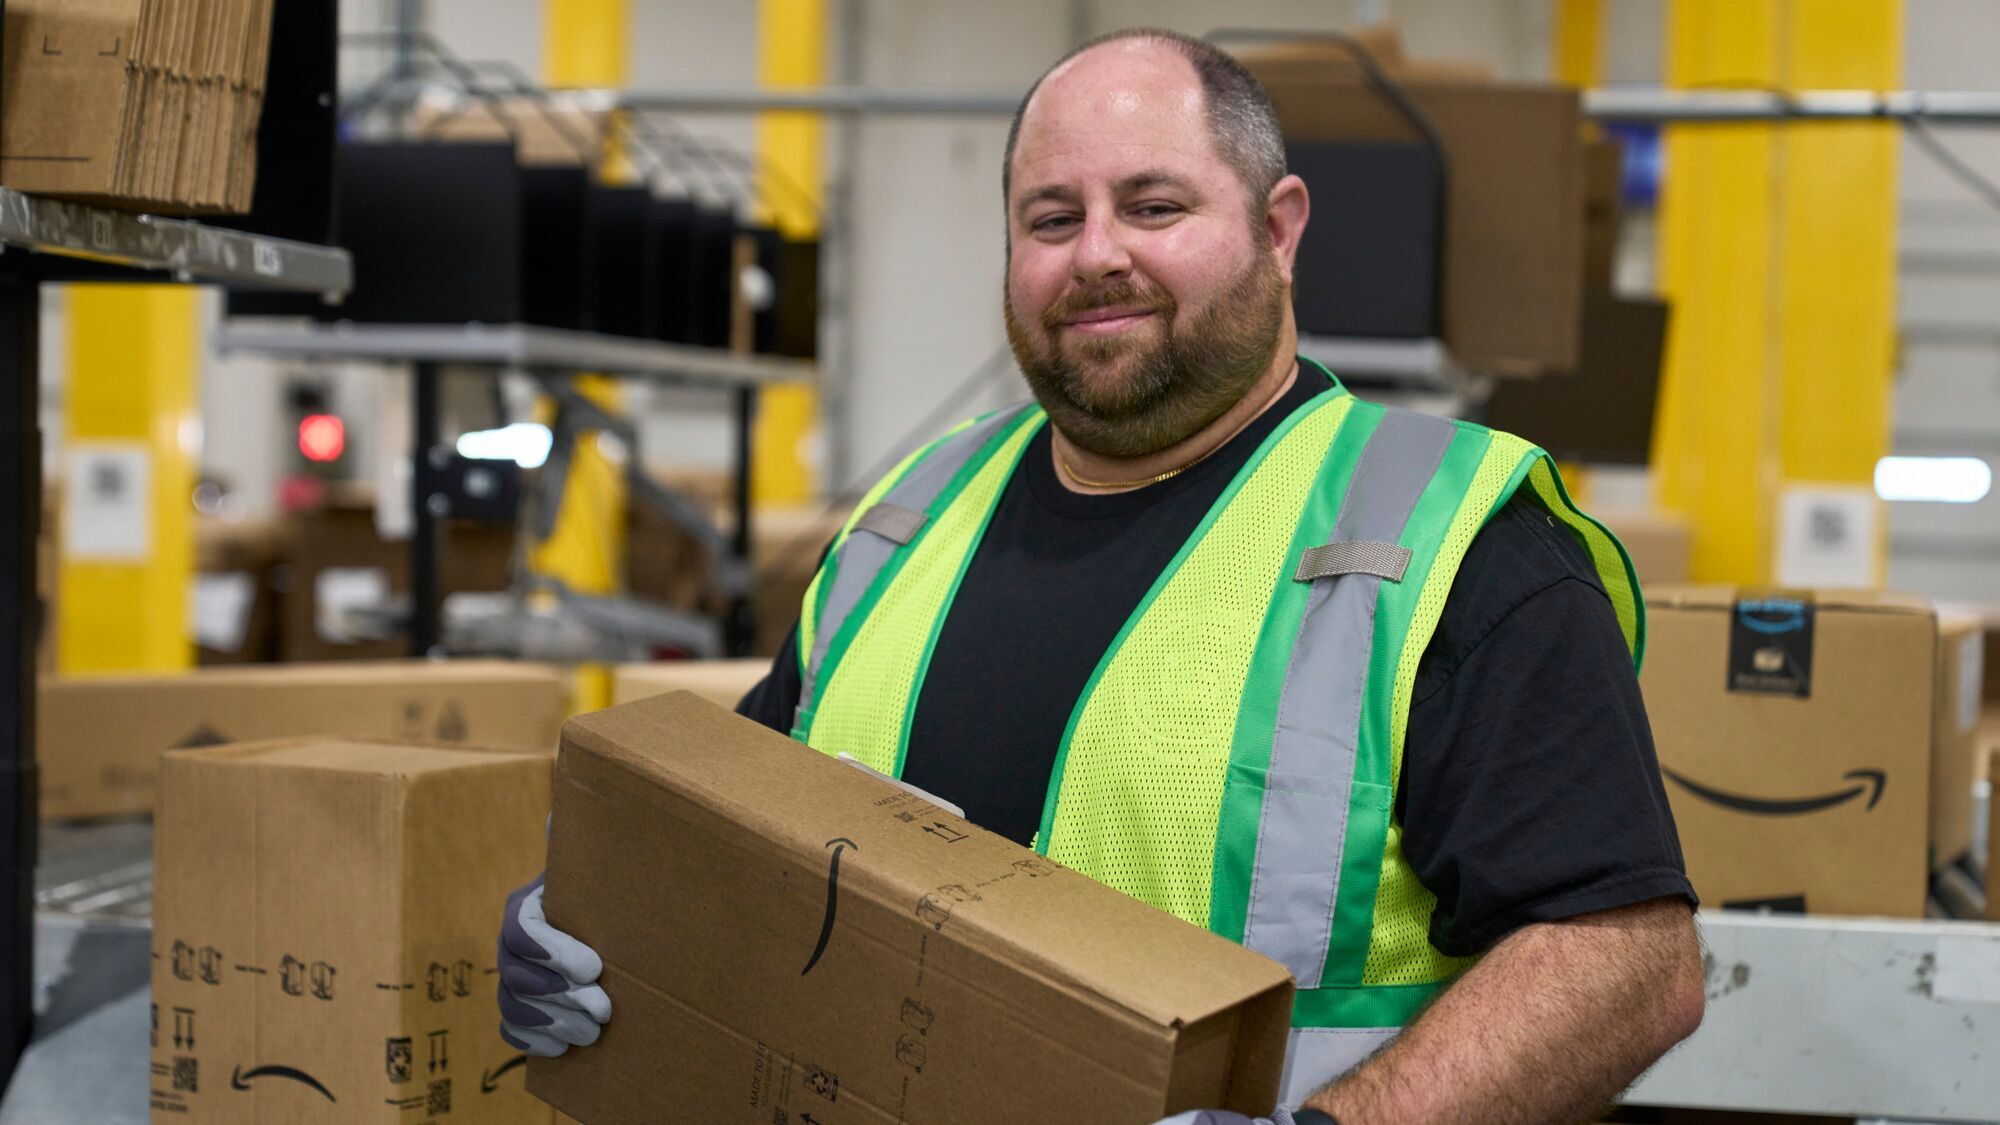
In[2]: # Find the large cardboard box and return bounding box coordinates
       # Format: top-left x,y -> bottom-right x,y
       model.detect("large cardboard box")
410,97 -> 608,167
193,517 -> 286,665
39,660 -> 565,820
1599,510 -> 1692,588
529,693 -> 1295,1124
610,659 -> 768,708
1242,54 -> 1584,375
1641,587 -> 1937,917
280,499 -> 516,662
1934,613 -> 1986,867
0,0 -> 274,212
150,736 -> 551,1122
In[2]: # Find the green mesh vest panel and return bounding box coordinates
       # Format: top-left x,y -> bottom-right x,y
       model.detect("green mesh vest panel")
1034,393 -> 1355,925
800,411 -> 1042,772
794,378 -> 1643,1032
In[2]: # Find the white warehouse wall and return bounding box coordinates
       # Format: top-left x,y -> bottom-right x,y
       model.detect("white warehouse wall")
1891,0 -> 2000,602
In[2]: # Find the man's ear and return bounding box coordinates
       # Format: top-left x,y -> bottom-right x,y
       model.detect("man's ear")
1264,174 -> 1310,284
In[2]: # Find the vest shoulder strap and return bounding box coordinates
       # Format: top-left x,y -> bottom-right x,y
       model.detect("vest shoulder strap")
796,403 -> 1038,723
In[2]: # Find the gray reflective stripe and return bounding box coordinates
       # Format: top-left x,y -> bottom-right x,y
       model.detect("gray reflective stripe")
1279,1025 -> 1400,1107
852,503 -> 928,545
1240,409 -> 1456,988
797,405 -> 1030,720
1296,540 -> 1413,583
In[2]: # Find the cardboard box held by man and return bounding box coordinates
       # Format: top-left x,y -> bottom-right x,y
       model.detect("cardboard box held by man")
528,692 -> 1295,1124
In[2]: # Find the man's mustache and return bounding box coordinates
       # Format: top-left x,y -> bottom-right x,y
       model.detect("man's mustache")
1039,283 -> 1175,331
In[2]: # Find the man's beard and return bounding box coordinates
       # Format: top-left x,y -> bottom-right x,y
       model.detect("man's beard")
1005,249 -> 1287,460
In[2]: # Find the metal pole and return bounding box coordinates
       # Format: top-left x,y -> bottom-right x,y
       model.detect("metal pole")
610,83 -> 2000,125
411,362 -> 444,657
728,386 -> 758,657
0,265 -> 42,1094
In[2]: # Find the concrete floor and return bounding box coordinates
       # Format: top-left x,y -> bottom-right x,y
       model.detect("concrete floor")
0,823 -> 155,1125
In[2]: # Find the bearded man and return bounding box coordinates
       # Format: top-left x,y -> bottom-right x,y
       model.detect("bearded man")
499,27 -> 1703,1125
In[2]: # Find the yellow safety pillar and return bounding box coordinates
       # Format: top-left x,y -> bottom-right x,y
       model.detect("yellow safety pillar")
1774,5 -> 1900,586
541,0 -> 632,712
752,0 -> 824,504
58,285 -> 200,673
1551,0 -> 1605,506
1654,0 -> 1899,584
1553,0 -> 1605,90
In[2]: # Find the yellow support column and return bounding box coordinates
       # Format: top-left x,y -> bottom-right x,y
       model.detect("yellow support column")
1552,0 -> 1605,507
1553,0 -> 1605,89
752,0 -> 824,505
59,286 -> 200,674
1653,0 -> 1899,584
1775,3 -> 1900,586
541,0 -> 632,712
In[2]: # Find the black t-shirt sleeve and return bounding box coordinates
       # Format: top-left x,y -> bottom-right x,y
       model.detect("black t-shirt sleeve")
1398,492 -> 1696,957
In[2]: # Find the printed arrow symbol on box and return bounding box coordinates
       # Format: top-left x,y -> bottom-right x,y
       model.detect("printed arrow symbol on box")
802,838 -> 858,976
1661,766 -> 1886,816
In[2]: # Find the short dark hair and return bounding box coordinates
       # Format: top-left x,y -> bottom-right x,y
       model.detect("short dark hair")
1003,28 -> 1287,214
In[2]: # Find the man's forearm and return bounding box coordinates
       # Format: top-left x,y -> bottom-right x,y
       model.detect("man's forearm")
1301,897 -> 1704,1125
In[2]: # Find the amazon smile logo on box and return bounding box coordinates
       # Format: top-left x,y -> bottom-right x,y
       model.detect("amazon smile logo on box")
1661,766 -> 1886,816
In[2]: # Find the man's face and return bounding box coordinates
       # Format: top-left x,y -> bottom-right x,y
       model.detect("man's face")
1004,41 -> 1287,459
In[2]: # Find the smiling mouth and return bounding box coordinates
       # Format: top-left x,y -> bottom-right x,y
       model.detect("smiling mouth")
1062,310 -> 1155,335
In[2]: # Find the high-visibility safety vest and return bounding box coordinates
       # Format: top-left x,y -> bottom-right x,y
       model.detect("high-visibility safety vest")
790,366 -> 1643,1106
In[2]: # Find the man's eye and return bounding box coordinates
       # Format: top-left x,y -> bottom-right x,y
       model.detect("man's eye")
1134,204 -> 1180,219
1033,215 -> 1078,233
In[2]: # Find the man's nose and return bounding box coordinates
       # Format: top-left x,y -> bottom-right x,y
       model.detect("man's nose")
1071,211 -> 1133,285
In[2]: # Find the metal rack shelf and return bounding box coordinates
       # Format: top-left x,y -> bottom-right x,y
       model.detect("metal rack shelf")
613,83 -> 2000,126
1295,335 -> 1460,386
0,187 -> 352,293
1294,334 -> 1487,420
1625,910 -> 2000,1122
213,320 -> 786,659
0,196 -> 350,1100
211,321 -> 813,386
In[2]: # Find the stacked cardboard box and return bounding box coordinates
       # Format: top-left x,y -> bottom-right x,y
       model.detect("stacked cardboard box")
409,96 -> 609,168
39,661 -> 566,820
192,517 -> 285,665
151,736 -> 554,1121
530,692 -> 1294,1123
610,659 -> 769,709
1934,613 -> 1987,869
1597,510 -> 1692,588
279,495 -> 516,663
1238,29 -> 1586,375
0,0 -> 276,213
1641,587 -> 1943,917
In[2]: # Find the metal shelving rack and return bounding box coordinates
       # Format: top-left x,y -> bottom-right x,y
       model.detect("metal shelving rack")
0,186 -> 354,1097
210,321 -> 815,659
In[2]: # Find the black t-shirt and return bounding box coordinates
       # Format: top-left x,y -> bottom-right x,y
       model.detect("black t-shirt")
737,364 -> 1694,957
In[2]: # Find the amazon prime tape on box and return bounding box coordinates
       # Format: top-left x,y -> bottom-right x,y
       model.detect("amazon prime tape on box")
1641,587 -> 1940,918
150,736 -> 555,1122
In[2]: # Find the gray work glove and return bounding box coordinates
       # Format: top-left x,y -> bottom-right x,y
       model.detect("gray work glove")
497,873 -> 612,1057
1152,1104 -> 1304,1112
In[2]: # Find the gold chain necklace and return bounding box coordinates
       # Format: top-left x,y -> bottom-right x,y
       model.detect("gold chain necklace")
1054,440 -> 1221,491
